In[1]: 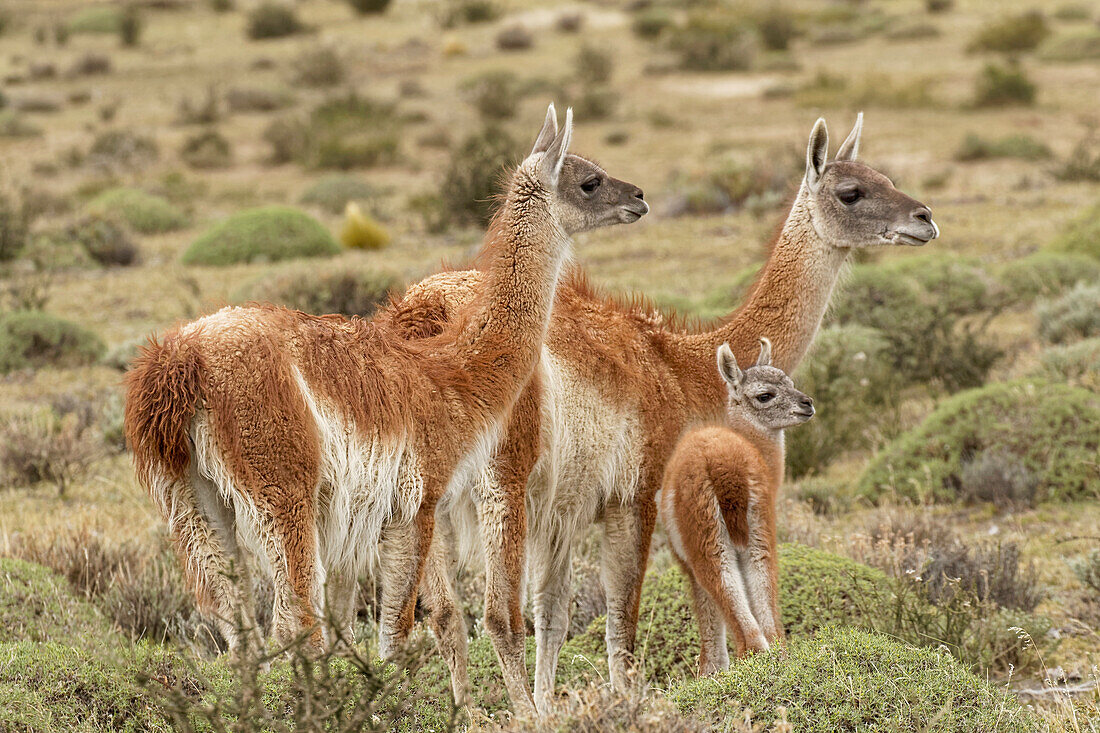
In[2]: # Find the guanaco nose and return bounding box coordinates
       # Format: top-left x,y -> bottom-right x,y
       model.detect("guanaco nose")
912,207 -> 932,225
632,186 -> 644,200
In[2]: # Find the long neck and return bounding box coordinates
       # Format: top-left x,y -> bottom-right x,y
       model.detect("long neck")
725,408 -> 785,488
669,189 -> 849,407
448,169 -> 568,418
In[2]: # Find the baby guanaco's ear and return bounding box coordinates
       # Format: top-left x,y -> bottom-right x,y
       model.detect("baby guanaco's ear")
717,343 -> 744,393
805,117 -> 828,192
531,103 -> 558,155
537,107 -> 573,188
755,337 -> 773,367
834,111 -> 863,162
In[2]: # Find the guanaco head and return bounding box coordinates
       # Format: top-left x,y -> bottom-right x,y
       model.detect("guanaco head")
524,103 -> 648,234
717,338 -> 814,432
802,113 -> 939,249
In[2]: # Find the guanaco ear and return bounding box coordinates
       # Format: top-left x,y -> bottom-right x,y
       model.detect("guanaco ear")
538,107 -> 573,188
805,117 -> 829,192
531,103 -> 559,156
717,343 -> 744,393
755,337 -> 773,367
835,111 -> 863,162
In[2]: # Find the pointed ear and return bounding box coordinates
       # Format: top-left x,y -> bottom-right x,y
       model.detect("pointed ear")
755,337 -> 773,367
531,103 -> 558,156
538,106 -> 573,188
716,343 -> 744,392
835,111 -> 863,162
805,117 -> 829,192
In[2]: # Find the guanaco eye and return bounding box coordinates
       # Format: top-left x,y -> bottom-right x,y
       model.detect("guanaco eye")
837,187 -> 862,205
756,393 -> 774,403
581,177 -> 601,194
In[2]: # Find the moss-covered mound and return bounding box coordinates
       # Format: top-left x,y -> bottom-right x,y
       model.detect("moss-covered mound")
670,626 -> 1035,732
181,206 -> 340,266
860,379 -> 1100,503
85,188 -> 188,234
0,559 -> 113,644
0,311 -> 106,374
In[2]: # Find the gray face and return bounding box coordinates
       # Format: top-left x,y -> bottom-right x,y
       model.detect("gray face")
734,365 -> 815,432
811,161 -> 938,249
553,153 -> 649,234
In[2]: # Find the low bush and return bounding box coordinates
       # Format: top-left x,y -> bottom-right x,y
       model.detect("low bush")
0,111 -> 42,139
461,71 -> 524,121
859,379 -> 1100,504
955,132 -> 1052,161
671,626 -> 1035,732
1037,282 -> 1100,344
968,11 -> 1050,53
246,2 -> 304,40
1034,337 -> 1100,391
301,94 -> 400,169
576,44 -> 613,85
182,207 -> 340,266
300,174 -> 376,214
573,86 -> 618,121
67,6 -> 122,35
175,85 -> 221,125
959,449 -> 1039,507
1073,550 -> 1100,595
667,148 -> 798,217
180,129 -> 233,169
69,51 -> 112,76
828,259 -> 1002,392
87,129 -> 158,170
118,6 -> 142,47
496,24 -> 533,51
437,0 -> 497,28
1040,28 -> 1100,61
292,46 -> 345,87
1050,203 -> 1100,259
670,12 -> 757,72
340,203 -> 390,250
438,125 -> 520,228
0,311 -> 105,374
632,7 -> 674,39
226,86 -> 295,113
786,325 -> 901,478
68,215 -> 141,266
1055,129 -> 1100,182
973,62 -> 1037,107
0,192 -> 28,261
997,251 -> 1100,304
345,0 -> 392,15
234,265 -> 399,317
85,188 -> 187,234
0,401 -> 100,495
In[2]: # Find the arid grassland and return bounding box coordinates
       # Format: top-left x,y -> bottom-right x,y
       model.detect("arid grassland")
0,0 -> 1098,730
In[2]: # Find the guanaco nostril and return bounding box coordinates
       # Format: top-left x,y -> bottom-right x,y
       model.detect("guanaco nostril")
801,398 -> 814,409
634,188 -> 644,200
913,208 -> 932,224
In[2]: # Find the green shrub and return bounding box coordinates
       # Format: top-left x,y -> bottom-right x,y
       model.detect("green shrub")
85,188 -> 187,234
300,174 -> 376,214
1072,550 -> 1100,595
968,11 -> 1050,53
0,192 -> 28,261
1040,29 -> 1100,61
0,311 -> 106,373
306,94 -> 400,169
437,0 -> 498,28
973,62 -> 1037,107
67,6 -> 122,35
69,215 -> 140,266
234,265 -> 399,317
292,47 -> 345,87
670,12 -> 757,71
88,129 -> 158,170
632,7 -> 674,39
955,132 -> 1052,161
1038,282 -> 1100,344
1034,337 -> 1100,391
461,71 -> 523,121
757,8 -> 796,51
345,0 -> 392,14
859,379 -> 1100,503
180,129 -> 233,169
439,126 -> 520,228
118,6 -> 142,47
1055,130 -> 1100,182
787,326 -> 901,478
0,559 -> 111,644
182,207 -> 340,266
246,2 -> 304,40
829,259 -> 1001,391
997,251 -> 1100,304
1050,203 -> 1100,259
671,626 -> 1035,733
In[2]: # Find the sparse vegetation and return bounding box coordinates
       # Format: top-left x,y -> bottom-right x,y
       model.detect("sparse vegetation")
0,398 -> 101,495
437,125 -> 519,228
300,174 -> 376,214
968,11 -> 1050,54
462,71 -> 524,121
973,62 -> 1037,107
670,12 -> 757,72
0,311 -> 105,374
1034,337 -> 1100,391
997,251 -> 1100,304
68,215 -> 141,266
1050,203 -> 1100,259
496,24 -> 533,51
246,2 -> 304,40
88,129 -> 158,170
345,0 -> 392,15
1037,282 -> 1100,344
182,207 -> 339,266
179,129 -> 234,169
235,265 -> 399,316
955,132 -> 1052,161
292,47 -> 345,87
